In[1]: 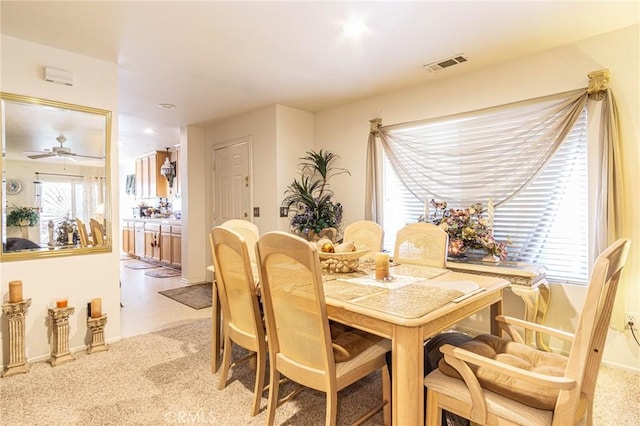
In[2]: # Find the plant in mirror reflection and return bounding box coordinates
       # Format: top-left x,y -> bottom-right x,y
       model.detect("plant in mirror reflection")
6,205 -> 40,227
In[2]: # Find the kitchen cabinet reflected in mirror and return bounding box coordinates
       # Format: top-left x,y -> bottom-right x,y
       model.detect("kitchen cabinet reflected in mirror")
1,93 -> 112,260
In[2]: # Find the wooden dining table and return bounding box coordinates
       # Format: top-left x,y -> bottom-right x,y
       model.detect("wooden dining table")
210,262 -> 508,426
322,263 -> 508,426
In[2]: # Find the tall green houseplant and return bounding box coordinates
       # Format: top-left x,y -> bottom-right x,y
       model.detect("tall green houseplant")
282,149 -> 350,241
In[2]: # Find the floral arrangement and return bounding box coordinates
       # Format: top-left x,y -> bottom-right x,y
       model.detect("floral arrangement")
420,199 -> 509,260
6,206 -> 40,227
282,149 -> 349,241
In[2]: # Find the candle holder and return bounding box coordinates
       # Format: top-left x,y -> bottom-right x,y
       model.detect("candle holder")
47,306 -> 76,366
1,299 -> 32,377
86,314 -> 108,354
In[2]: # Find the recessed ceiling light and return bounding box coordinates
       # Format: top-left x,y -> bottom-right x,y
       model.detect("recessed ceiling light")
341,18 -> 367,37
158,103 -> 176,109
144,128 -> 156,134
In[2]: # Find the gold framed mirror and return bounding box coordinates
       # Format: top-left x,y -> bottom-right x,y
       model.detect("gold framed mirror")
1,93 -> 112,260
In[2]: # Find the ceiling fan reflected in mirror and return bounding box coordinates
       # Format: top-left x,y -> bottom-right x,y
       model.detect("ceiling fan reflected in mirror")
25,135 -> 104,161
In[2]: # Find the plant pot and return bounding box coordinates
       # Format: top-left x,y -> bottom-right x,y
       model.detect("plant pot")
308,227 -> 337,243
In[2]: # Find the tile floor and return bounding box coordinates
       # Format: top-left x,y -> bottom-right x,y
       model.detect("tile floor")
119,256 -> 211,338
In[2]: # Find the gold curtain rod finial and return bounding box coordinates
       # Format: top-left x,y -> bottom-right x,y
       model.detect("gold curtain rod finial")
588,69 -> 610,100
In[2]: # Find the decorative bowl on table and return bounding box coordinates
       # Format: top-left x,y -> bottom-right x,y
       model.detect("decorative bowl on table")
318,249 -> 369,273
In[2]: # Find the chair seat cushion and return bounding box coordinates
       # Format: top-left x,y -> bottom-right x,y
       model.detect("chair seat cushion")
438,334 -> 567,410
331,324 -> 385,362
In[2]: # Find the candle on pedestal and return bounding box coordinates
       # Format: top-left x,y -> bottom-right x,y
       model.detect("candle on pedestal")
56,298 -> 68,308
90,298 -> 102,318
9,280 -> 23,303
375,252 -> 390,281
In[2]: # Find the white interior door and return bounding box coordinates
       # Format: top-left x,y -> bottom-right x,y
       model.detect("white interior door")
213,140 -> 250,224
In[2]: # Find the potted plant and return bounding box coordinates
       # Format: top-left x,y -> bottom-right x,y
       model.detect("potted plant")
282,149 -> 350,242
6,206 -> 40,239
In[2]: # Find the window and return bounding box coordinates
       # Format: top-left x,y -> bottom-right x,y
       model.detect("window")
381,104 -> 589,285
38,180 -> 85,243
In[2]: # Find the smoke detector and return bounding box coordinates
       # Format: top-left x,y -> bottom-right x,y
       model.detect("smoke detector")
423,54 -> 468,73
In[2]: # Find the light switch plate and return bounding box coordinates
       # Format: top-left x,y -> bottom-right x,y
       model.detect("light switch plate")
279,207 -> 289,217
253,207 -> 260,217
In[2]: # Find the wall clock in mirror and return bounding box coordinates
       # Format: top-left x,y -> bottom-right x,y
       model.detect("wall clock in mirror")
6,178 -> 22,195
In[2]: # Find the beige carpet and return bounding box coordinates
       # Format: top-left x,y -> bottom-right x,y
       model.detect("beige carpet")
1,319 -> 638,425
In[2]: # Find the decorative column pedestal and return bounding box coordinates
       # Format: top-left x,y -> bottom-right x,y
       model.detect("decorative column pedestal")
1,299 -> 32,377
87,314 -> 108,354
47,306 -> 76,366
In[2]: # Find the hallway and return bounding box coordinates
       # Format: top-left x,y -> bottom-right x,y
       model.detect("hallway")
119,257 -> 211,338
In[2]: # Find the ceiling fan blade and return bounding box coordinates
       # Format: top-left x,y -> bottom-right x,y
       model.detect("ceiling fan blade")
27,152 -> 55,159
70,153 -> 105,160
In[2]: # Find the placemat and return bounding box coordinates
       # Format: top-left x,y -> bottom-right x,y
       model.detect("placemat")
323,280 -> 387,301
351,284 -> 464,319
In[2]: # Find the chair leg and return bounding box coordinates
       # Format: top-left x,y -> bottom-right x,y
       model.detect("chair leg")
326,389 -> 338,426
265,367 -> 280,426
251,348 -> 267,416
217,335 -> 232,390
426,388 -> 442,426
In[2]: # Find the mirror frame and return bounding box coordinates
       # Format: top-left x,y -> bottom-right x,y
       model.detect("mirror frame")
0,92 -> 112,261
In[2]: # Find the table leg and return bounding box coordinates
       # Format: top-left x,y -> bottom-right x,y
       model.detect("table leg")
392,325 -> 423,426
511,284 -> 547,349
535,282 -> 551,351
490,296 -> 503,337
211,280 -> 222,374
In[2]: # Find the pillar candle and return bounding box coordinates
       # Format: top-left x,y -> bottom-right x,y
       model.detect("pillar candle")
56,298 -> 68,308
375,252 -> 390,280
90,298 -> 102,318
9,280 -> 23,303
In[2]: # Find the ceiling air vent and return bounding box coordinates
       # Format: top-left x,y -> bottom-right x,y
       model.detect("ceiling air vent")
423,54 -> 468,73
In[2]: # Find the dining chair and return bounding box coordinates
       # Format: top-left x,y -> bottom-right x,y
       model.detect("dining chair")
90,218 -> 105,245
393,222 -> 448,268
342,220 -> 384,259
221,219 -> 259,262
210,226 -> 267,417
424,238 -> 631,426
256,231 -> 391,426
76,218 -> 90,247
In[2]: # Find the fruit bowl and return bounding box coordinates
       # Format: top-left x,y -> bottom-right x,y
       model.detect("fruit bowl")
318,249 -> 369,273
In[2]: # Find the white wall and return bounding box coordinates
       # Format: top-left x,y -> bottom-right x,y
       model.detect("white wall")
203,106 -> 277,280
180,126 -> 207,284
314,25 -> 640,371
275,104 -> 314,232
0,36 -> 120,363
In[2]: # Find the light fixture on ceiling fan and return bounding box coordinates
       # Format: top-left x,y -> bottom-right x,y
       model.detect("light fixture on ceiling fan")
25,135 -> 104,161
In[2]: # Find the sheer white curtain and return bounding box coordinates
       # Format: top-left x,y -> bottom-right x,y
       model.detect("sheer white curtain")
376,88 -> 587,212
82,176 -> 105,223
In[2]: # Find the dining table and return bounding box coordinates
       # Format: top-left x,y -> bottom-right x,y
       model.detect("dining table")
210,260 -> 509,426
321,261 -> 509,426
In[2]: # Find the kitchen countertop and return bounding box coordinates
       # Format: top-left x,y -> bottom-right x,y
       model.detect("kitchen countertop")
124,218 -> 182,224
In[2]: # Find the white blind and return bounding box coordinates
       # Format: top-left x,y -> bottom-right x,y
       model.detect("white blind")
382,108 -> 588,285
